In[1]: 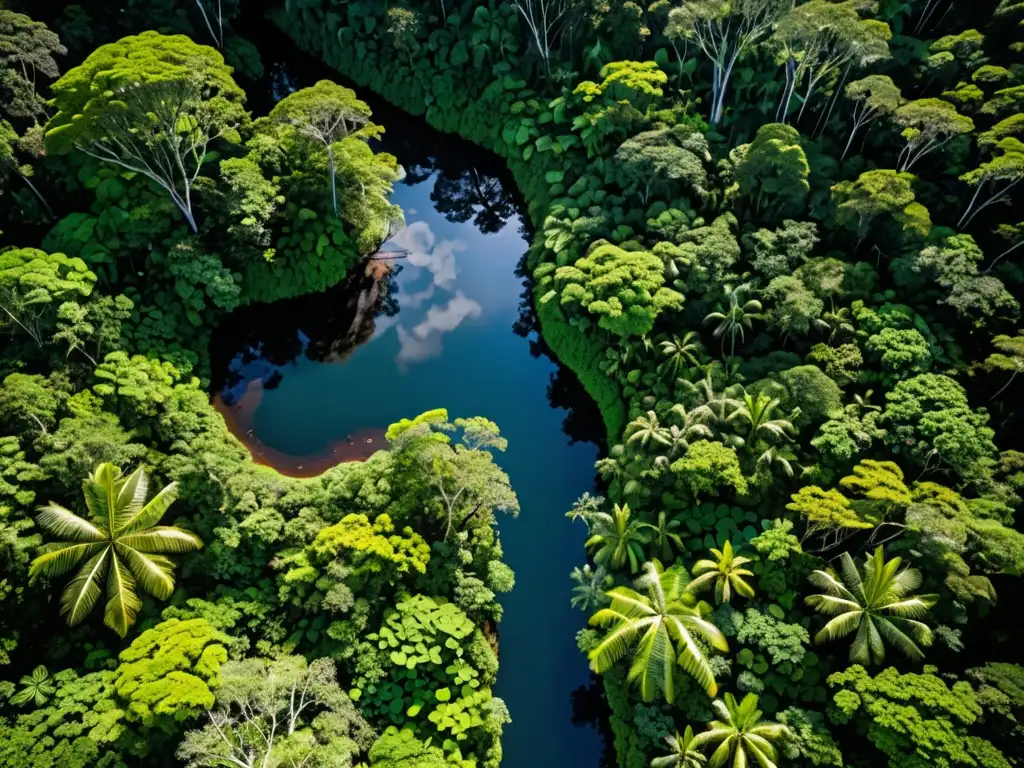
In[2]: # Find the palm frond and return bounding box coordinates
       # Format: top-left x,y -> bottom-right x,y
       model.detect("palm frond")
707,736 -> 735,768
83,464 -> 118,524
589,619 -> 644,673
688,571 -> 720,594
838,552 -> 868,604
628,622 -> 677,703
607,586 -> 659,618
112,465 -> 149,534
117,527 -> 203,554
672,620 -> 720,696
120,547 -> 176,600
882,596 -> 936,619
29,542 -> 104,581
659,566 -> 693,601
874,616 -> 928,661
807,569 -> 856,601
34,505 -> 106,542
814,610 -> 863,645
890,566 -> 924,595
805,593 -> 862,616
744,739 -> 777,768
119,481 -> 180,535
692,559 -> 718,575
732,575 -> 755,599
104,551 -> 141,638
61,549 -> 109,626
865,615 -> 886,664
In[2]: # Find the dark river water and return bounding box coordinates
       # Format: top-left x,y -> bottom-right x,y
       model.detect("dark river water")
210,54 -> 608,768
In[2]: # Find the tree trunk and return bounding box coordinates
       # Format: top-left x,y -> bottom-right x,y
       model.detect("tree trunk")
712,58 -> 738,126
841,113 -> 862,162
328,144 -> 338,218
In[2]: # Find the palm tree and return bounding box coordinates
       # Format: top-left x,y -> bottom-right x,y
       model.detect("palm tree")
659,332 -> 704,382
668,403 -> 715,445
805,546 -> 937,665
704,283 -> 762,359
754,445 -> 797,480
680,374 -> 742,432
692,694 -> 789,768
585,503 -> 650,573
29,463 -> 202,637
818,304 -> 854,344
589,561 -> 728,702
852,390 -> 881,413
627,411 -> 672,451
566,492 -> 604,530
643,510 -> 685,560
689,541 -> 755,604
652,725 -> 707,768
570,564 -> 612,612
727,392 -> 798,452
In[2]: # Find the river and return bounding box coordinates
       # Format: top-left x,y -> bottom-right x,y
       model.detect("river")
209,52 -> 609,768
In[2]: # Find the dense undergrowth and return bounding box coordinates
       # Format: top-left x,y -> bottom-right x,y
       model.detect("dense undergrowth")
1,0 -> 1024,766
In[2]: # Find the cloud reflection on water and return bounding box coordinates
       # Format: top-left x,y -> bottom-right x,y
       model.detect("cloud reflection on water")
390,220 -> 481,369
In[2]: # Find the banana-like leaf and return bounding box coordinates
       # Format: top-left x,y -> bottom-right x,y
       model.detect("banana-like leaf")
61,548 -> 109,626
117,527 -> 203,554
120,547 -> 176,600
119,481 -> 180,535
104,550 -> 142,638
113,465 -> 149,533
28,542 -> 104,580
35,504 -> 106,542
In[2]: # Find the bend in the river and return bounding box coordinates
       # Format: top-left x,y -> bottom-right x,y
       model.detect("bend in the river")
210,39 -> 610,768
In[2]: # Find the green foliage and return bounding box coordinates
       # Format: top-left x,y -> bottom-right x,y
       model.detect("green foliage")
773,365 -> 842,431
9,666 -> 55,708
367,727 -> 452,768
0,668 -> 129,768
285,512 -> 430,601
614,124 -> 711,204
45,31 -> 247,232
355,595 -> 484,730
880,374 -> 997,482
177,655 -> 372,768
553,242 -> 684,337
5,4 -> 1024,768
690,541 -> 756,604
828,665 -> 1009,768
778,706 -> 843,767
671,443 -> 749,503
745,220 -> 819,280
113,618 -> 228,730
838,460 -> 909,518
831,170 -> 931,242
584,502 -> 650,573
0,248 -> 96,353
787,485 -> 872,549
733,123 -> 810,221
